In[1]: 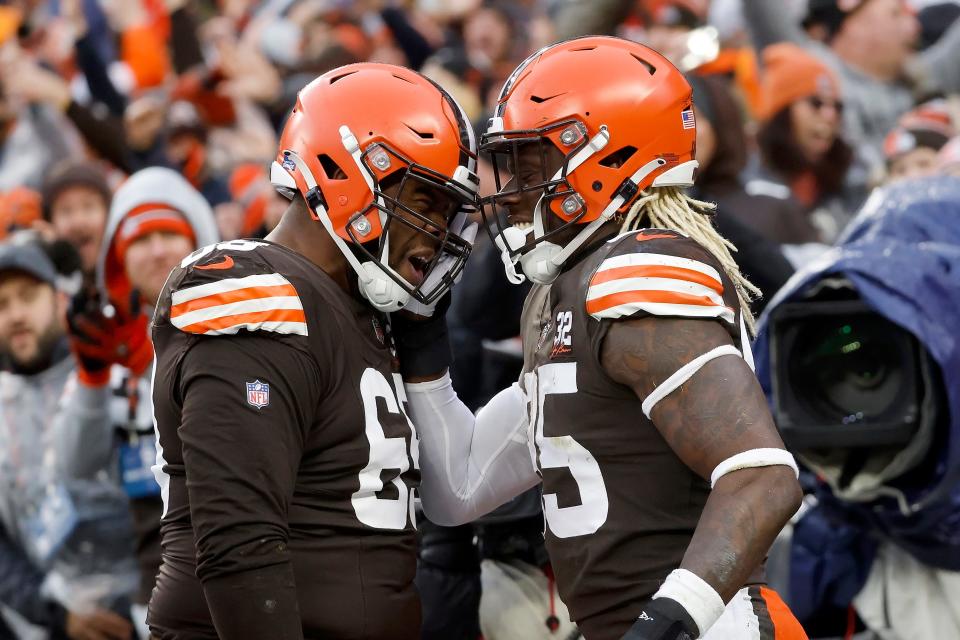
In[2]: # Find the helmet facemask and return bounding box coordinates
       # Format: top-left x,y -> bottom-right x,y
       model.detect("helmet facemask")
347,141 -> 476,307
480,119 -> 617,284
280,134 -> 478,312
481,120 -> 591,252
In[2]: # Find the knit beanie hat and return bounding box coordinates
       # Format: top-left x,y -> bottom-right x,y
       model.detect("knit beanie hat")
758,43 -> 840,122
113,204 -> 196,264
884,128 -> 951,161
0,187 -> 41,239
41,160 -> 112,220
884,100 -> 955,162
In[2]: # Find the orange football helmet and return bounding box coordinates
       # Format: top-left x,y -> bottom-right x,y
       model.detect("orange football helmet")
481,36 -> 698,284
271,63 -> 479,311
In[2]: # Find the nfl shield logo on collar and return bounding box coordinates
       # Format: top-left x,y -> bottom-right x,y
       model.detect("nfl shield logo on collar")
246,380 -> 270,409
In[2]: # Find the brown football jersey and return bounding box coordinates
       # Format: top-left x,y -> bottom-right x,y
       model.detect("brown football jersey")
519,229 -> 753,640
148,239 -> 421,640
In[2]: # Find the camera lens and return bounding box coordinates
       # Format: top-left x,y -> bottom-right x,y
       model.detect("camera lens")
788,316 -> 909,424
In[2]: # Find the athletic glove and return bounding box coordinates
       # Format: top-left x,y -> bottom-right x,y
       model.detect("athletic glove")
67,288 -> 153,386
621,597 -> 700,640
390,292 -> 453,379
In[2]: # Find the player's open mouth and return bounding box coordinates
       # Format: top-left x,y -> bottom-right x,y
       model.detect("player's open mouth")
406,251 -> 435,285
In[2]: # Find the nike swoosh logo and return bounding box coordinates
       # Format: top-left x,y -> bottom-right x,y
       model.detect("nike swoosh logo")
635,232 -> 677,242
196,256 -> 235,270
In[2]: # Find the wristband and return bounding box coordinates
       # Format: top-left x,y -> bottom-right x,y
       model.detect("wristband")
652,569 -> 725,637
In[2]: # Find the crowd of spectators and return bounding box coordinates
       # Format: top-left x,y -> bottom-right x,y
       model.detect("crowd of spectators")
0,0 -> 958,639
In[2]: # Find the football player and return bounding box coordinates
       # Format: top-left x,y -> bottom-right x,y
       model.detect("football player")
398,37 -> 807,639
147,63 -> 479,640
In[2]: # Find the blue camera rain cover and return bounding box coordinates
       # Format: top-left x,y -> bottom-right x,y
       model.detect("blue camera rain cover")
753,176 -> 960,613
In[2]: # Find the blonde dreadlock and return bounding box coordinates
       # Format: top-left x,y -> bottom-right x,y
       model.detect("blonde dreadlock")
619,187 -> 760,334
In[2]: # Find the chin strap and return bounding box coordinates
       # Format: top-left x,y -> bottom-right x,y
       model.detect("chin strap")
494,225 -> 531,284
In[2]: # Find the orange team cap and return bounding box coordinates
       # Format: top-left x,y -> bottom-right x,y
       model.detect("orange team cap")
113,203 -> 196,264
758,43 -> 840,122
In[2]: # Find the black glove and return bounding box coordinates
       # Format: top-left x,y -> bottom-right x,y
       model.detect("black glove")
621,597 -> 700,640
389,293 -> 453,379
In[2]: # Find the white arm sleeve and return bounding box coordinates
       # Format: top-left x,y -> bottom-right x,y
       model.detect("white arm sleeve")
405,373 -> 540,527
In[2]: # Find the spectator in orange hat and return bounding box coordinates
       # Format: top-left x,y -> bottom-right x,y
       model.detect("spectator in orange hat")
0,187 -> 42,240
745,43 -> 854,243
62,167 -> 219,638
684,74 -> 801,308
742,0 -> 960,207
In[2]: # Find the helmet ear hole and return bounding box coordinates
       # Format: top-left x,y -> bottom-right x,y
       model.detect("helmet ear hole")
318,154 -> 348,180
599,146 -> 638,169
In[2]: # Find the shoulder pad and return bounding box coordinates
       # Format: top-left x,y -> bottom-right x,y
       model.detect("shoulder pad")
168,240 -> 308,337
585,229 -> 735,324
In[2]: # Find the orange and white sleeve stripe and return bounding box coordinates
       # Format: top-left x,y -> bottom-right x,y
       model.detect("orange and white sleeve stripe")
586,253 -> 735,323
170,273 -> 308,336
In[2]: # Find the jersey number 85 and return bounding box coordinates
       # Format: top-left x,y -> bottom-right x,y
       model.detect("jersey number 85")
529,362 -> 609,538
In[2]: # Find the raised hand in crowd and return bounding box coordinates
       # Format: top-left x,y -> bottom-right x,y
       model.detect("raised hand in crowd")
1,50 -> 71,111
66,287 -> 152,386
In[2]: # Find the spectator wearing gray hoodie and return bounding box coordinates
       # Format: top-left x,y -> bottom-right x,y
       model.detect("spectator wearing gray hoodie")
60,167 -> 218,639
0,239 -> 137,640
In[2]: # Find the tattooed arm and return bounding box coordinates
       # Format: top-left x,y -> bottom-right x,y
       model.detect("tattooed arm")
600,317 -> 802,604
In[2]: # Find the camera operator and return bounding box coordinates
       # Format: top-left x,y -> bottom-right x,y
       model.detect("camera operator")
753,175 -> 960,639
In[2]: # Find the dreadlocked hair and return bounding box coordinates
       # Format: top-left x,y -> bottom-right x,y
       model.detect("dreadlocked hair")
619,187 -> 760,334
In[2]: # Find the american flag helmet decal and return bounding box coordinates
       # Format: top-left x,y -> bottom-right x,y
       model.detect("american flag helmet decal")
681,109 -> 696,130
